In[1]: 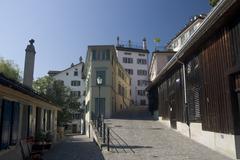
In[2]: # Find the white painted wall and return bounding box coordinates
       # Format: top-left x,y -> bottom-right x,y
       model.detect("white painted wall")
159,117 -> 239,159
116,50 -> 148,106
52,62 -> 85,133
167,19 -> 204,52
149,52 -> 175,82
53,63 -> 85,108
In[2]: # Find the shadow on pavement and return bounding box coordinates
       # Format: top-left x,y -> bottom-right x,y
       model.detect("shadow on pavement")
43,136 -> 105,160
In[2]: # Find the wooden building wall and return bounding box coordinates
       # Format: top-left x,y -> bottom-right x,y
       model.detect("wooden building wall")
156,7 -> 240,134
199,13 -> 240,134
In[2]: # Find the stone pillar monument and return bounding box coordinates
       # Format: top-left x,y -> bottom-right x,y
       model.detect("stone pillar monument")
23,39 -> 36,88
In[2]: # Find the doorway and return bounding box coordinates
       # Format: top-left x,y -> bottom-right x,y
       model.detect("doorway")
169,95 -> 177,129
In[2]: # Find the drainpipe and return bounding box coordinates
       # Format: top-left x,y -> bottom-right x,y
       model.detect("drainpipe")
177,60 -> 191,138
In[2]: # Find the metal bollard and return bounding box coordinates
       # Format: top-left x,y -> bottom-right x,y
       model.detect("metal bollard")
103,123 -> 106,143
88,124 -> 90,138
107,127 -> 110,151
100,122 -> 102,137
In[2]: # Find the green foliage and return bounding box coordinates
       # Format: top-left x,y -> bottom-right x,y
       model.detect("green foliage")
209,0 -> 219,7
35,131 -> 46,142
33,76 -> 80,126
0,57 -> 21,81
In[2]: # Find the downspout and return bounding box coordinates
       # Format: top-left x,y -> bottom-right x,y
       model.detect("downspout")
177,59 -> 191,138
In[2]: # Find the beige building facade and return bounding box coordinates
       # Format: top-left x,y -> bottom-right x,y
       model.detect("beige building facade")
84,45 -> 131,134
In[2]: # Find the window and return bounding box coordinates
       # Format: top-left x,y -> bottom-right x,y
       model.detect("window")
96,70 -> 106,85
173,41 -> 178,48
106,50 -> 110,60
137,59 -> 147,64
124,52 -> 132,55
189,27 -> 195,36
71,91 -> 81,97
72,113 -> 81,120
137,90 -> 145,96
138,53 -> 145,57
123,57 -> 133,63
125,69 -> 133,75
180,35 -> 185,45
92,50 -> 97,60
118,69 -> 125,80
118,84 -> 121,95
74,71 -> 78,76
92,50 -> 110,61
66,72 -> 69,76
137,70 -> 147,76
138,80 -> 148,86
83,90 -> 86,96
118,84 -> 125,96
71,81 -> 81,86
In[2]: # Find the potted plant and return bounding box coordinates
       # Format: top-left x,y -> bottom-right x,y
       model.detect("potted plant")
35,131 -> 46,143
44,132 -> 53,150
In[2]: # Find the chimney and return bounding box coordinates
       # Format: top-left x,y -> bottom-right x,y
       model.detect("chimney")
23,39 -> 36,88
128,40 -> 132,48
117,36 -> 120,46
143,37 -> 147,50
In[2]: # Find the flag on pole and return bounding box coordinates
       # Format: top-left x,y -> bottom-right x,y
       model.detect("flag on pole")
154,38 -> 161,43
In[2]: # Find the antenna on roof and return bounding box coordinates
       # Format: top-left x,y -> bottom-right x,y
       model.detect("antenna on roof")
117,36 -> 120,46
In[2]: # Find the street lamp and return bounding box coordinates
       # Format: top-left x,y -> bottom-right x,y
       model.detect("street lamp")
96,76 -> 103,118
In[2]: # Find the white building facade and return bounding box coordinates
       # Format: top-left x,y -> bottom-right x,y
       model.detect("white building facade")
116,38 -> 149,106
48,59 -> 85,133
166,14 -> 206,52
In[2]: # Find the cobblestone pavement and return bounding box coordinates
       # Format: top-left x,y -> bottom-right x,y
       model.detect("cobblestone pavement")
43,135 -> 104,160
102,107 -> 233,160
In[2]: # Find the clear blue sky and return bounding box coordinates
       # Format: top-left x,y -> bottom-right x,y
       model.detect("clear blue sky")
0,0 -> 210,79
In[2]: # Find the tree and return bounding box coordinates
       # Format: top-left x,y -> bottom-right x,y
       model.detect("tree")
0,57 -> 21,81
33,76 -> 80,126
209,0 -> 219,7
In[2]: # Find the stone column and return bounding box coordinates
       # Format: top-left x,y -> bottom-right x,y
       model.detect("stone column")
23,39 -> 36,88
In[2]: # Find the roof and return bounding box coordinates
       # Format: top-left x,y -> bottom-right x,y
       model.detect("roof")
48,62 -> 84,77
48,70 -> 61,76
0,73 -> 60,110
116,46 -> 150,53
166,14 -> 206,48
88,45 -> 115,48
146,0 -> 238,91
152,50 -> 176,54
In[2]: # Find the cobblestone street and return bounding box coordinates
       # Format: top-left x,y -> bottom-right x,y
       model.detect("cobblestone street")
43,107 -> 233,160
43,135 -> 104,160
103,107 -> 233,160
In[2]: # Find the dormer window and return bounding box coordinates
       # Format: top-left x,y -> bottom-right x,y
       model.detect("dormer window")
74,71 -> 78,76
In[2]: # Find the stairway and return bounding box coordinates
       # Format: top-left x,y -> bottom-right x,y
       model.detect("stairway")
112,106 -> 153,120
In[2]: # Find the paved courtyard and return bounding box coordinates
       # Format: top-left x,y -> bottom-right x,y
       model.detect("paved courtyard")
102,107 -> 233,160
43,107 -> 233,160
43,135 -> 104,160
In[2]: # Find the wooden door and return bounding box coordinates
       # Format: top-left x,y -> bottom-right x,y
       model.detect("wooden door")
169,95 -> 177,129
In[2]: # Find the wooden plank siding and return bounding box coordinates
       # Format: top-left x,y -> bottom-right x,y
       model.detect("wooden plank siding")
199,12 -> 240,134
158,68 -> 184,122
156,7 -> 240,134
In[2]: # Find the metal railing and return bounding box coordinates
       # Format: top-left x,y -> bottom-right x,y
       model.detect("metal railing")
91,112 -> 134,153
